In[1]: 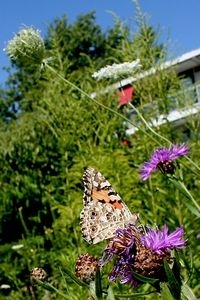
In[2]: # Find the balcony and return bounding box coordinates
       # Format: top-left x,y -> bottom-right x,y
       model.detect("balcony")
125,82 -> 200,135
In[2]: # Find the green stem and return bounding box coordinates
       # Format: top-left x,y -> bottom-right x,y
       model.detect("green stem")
169,176 -> 200,215
128,102 -> 171,145
185,156 -> 200,173
128,104 -> 200,174
45,64 -> 162,146
128,102 -> 200,176
18,207 -> 29,236
46,64 -> 130,120
46,64 -> 200,178
40,282 -> 70,299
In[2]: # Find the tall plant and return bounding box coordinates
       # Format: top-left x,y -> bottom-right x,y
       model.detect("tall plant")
0,4 -> 199,299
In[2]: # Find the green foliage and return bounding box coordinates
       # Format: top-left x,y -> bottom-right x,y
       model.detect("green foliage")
0,3 -> 200,299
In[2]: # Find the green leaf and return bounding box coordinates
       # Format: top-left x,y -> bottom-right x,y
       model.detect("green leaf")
132,270 -> 159,284
160,282 -> 175,300
106,286 -> 116,300
164,260 -> 181,299
95,268 -> 103,299
62,268 -> 89,287
181,283 -> 197,300
168,177 -> 200,217
183,202 -> 200,218
35,280 -> 70,299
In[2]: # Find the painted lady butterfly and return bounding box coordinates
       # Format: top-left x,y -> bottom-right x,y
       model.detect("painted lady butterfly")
80,167 -> 138,244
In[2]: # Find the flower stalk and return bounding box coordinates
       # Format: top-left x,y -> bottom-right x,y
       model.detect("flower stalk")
128,102 -> 171,145
168,176 -> 200,216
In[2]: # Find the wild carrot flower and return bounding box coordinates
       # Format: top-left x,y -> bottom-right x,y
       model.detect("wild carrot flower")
75,254 -> 99,283
196,233 -> 200,239
11,244 -> 24,250
92,59 -> 141,80
101,224 -> 186,287
0,284 -> 11,297
139,144 -> 189,180
5,27 -> 45,69
0,284 -> 11,290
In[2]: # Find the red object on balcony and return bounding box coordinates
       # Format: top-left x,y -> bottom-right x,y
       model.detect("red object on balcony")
118,84 -> 134,106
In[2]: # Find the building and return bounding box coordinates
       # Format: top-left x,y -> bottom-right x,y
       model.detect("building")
119,48 -> 200,135
92,48 -> 200,136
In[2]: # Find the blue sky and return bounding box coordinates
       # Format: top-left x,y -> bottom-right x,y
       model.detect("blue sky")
1,0 -> 200,85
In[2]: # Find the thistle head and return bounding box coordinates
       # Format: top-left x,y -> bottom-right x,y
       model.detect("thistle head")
102,224 -> 186,287
30,267 -> 47,283
75,253 -> 99,283
139,144 -> 189,180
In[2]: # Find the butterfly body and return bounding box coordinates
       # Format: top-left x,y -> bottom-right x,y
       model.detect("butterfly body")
80,167 -> 138,244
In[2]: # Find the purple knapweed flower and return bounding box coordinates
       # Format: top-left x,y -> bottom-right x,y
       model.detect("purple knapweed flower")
140,225 -> 186,254
102,224 -> 186,287
139,144 -> 189,180
102,226 -> 139,287
109,257 -> 138,288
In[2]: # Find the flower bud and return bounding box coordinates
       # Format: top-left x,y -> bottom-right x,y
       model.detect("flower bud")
5,27 -> 45,69
75,254 -> 99,283
30,267 -> 47,282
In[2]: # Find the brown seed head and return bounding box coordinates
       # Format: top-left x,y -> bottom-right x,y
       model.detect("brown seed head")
75,254 -> 99,283
133,241 -> 170,278
30,267 -> 47,282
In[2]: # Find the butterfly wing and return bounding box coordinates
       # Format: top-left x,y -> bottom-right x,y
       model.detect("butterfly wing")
80,167 -> 137,244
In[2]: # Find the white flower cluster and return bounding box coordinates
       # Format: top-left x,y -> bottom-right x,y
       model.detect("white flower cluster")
5,27 -> 45,68
11,244 -> 24,250
92,59 -> 141,81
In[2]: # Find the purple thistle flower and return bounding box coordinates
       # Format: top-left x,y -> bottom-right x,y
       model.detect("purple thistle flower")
140,225 -> 186,254
139,144 -> 189,180
109,256 -> 138,288
102,224 -> 186,287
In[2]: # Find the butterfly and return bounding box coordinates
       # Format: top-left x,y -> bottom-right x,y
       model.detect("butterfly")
80,167 -> 138,244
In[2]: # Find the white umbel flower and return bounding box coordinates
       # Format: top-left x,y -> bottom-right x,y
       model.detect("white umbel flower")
92,59 -> 141,80
11,244 -> 24,250
0,284 -> 11,290
5,27 -> 45,69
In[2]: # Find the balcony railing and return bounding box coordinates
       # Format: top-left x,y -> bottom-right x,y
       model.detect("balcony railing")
126,83 -> 200,135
